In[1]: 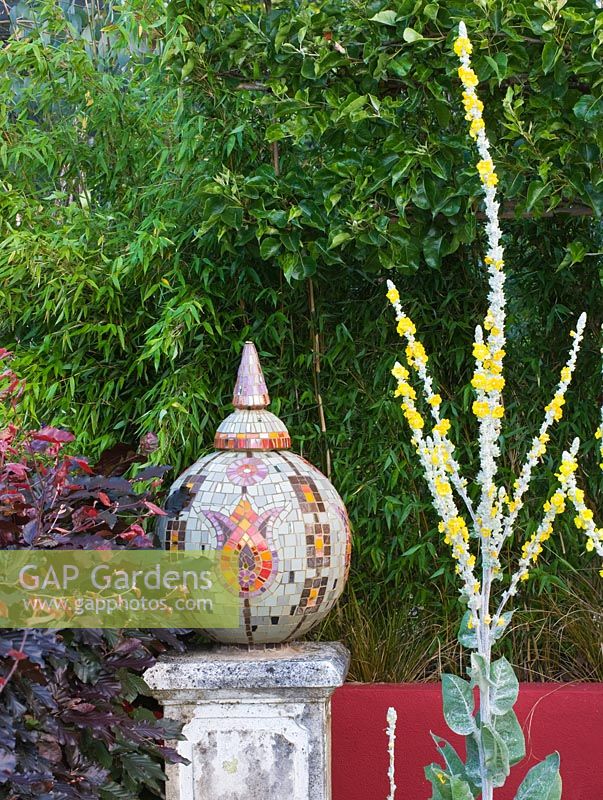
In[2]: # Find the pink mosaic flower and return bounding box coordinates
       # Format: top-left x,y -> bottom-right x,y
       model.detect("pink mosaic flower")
226,457 -> 268,487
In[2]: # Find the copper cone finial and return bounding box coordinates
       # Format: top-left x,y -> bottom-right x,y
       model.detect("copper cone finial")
232,342 -> 270,409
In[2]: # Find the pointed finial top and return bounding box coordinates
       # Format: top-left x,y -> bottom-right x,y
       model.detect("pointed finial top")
232,341 -> 270,409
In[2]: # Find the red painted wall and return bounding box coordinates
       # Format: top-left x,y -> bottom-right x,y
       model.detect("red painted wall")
332,683 -> 603,799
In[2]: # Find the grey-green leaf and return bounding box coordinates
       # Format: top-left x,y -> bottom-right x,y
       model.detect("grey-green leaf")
450,777 -> 474,800
470,653 -> 492,692
464,734 -> 481,786
458,611 -> 478,648
442,674 -> 476,735
482,724 -> 510,787
494,708 -> 525,765
430,733 -> 464,777
492,612 -> 513,642
490,657 -> 519,715
424,763 -> 453,800
515,753 -> 562,800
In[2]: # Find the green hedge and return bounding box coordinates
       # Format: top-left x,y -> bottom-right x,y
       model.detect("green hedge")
0,0 -> 601,644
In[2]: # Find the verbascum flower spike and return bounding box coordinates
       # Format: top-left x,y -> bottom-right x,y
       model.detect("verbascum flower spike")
387,279 -> 477,526
495,313 -> 587,562
495,484 -> 567,617
391,371 -> 480,617
556,440 -> 603,564
386,707 -> 397,800
455,21 -> 507,564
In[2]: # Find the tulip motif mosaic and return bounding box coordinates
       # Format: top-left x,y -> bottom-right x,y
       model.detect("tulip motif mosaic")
161,342 -> 351,644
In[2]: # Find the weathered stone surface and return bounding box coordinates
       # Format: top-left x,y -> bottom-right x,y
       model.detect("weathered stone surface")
145,642 -> 349,695
144,642 -> 349,800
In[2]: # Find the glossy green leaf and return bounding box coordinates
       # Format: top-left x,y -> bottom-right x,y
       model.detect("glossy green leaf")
541,41 -> 560,74
573,95 -> 603,123
259,237 -> 281,260
403,27 -> 423,42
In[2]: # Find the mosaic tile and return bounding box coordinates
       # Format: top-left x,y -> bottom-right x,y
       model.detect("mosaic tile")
159,342 -> 351,644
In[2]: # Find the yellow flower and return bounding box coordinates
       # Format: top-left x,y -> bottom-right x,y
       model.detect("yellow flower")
472,401 -> 490,418
462,92 -> 483,114
392,363 -> 409,381
397,316 -> 416,337
435,477 -> 451,497
394,382 -> 416,400
471,373 -> 505,392
469,118 -> 485,139
550,491 -> 565,513
402,405 -> 425,431
458,65 -> 478,87
434,418 -> 451,436
453,36 -> 473,57
477,159 -> 494,176
540,524 -> 553,541
558,458 -> 577,478
561,366 -> 571,382
386,286 -> 400,304
545,394 -> 565,422
406,340 -> 428,366
428,394 -> 442,407
472,343 -> 489,361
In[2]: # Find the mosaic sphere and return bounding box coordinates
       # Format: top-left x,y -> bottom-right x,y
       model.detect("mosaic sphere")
162,342 -> 351,644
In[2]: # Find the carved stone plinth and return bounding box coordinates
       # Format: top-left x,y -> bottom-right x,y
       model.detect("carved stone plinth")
144,642 -> 349,800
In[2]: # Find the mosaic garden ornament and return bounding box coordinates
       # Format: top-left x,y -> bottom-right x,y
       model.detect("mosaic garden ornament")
162,342 -> 351,644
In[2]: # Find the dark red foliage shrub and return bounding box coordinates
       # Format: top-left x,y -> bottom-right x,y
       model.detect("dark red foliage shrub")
0,350 -> 186,800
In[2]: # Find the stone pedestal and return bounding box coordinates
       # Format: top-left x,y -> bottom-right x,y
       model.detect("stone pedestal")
144,642 -> 349,800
